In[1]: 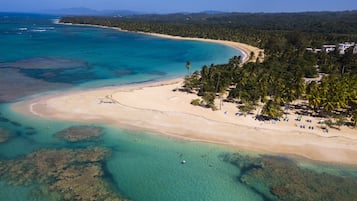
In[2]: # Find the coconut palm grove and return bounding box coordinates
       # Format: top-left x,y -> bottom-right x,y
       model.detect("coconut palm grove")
62,12 -> 357,126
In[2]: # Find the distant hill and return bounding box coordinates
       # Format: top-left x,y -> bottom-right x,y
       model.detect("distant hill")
199,10 -> 227,14
40,7 -> 143,16
122,10 -> 357,34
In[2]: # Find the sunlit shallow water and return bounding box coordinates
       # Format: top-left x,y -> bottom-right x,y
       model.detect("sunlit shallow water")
0,13 -> 356,201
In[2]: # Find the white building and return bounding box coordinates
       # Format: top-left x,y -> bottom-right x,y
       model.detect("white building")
314,48 -> 322,53
322,45 -> 336,53
338,42 -> 355,54
307,42 -> 357,54
306,48 -> 322,53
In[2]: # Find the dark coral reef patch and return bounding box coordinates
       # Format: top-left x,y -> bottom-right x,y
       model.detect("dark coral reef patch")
0,147 -> 128,201
0,128 -> 12,143
223,153 -> 357,201
54,126 -> 104,142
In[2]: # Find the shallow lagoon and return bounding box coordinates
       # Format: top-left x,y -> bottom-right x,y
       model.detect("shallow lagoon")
1,105 -> 357,201
0,13 -> 356,201
0,104 -> 264,201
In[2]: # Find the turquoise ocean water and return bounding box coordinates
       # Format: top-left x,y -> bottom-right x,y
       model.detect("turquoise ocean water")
0,13 -> 356,201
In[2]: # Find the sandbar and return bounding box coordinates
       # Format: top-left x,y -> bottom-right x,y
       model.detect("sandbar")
12,79 -> 357,166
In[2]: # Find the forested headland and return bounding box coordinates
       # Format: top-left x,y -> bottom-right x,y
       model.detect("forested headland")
60,11 -> 357,127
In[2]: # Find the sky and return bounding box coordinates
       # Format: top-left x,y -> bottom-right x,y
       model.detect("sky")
0,0 -> 357,13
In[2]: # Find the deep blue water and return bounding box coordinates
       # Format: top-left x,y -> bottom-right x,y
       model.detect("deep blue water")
0,13 -> 356,201
0,13 -> 240,102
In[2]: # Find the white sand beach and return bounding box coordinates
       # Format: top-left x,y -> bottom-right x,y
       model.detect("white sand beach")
13,79 -> 357,165
11,22 -> 355,165
141,32 -> 263,63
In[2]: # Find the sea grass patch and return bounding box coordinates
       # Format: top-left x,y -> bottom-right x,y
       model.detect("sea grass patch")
54,126 -> 104,142
223,153 -> 357,201
0,128 -> 11,143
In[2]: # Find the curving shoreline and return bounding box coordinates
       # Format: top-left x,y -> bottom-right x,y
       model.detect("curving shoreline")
12,78 -> 357,166
57,21 -> 263,63
11,21 -> 356,166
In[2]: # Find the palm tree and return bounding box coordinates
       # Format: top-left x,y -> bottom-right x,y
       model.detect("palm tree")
250,51 -> 255,61
261,100 -> 284,119
258,51 -> 264,61
186,61 -> 191,76
201,65 -> 209,81
308,93 -> 322,112
229,55 -> 242,68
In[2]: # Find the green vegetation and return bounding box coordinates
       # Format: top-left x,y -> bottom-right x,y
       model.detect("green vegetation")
61,11 -> 357,51
61,11 -> 357,124
190,98 -> 201,106
185,61 -> 191,75
261,100 -> 284,119
182,47 -> 356,123
202,92 -> 217,110
306,75 -> 357,118
238,102 -> 256,116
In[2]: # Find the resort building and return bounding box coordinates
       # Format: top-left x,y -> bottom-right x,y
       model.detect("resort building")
338,42 -> 355,54
306,48 -> 321,53
308,42 -> 357,54
322,45 -> 336,53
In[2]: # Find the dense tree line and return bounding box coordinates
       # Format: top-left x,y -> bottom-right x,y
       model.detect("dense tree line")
61,12 -> 357,125
184,50 -> 356,124
61,11 -> 357,55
